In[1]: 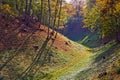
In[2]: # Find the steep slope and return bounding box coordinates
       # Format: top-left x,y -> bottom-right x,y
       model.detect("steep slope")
0,14 -> 90,80
1,13 -> 119,80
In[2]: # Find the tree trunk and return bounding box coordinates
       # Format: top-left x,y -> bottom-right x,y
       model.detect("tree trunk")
116,31 -> 120,43
15,0 -> 19,10
25,0 -> 32,27
25,0 -> 28,14
19,0 -> 24,15
39,0 -> 43,23
47,0 -> 51,38
57,0 -> 62,28
52,0 -> 59,29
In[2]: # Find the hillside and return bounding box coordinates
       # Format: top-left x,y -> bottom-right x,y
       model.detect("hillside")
77,31 -> 100,48
75,42 -> 120,80
0,2 -> 120,80
54,41 -> 120,80
0,13 -> 120,80
0,14 -> 90,80
57,15 -> 100,48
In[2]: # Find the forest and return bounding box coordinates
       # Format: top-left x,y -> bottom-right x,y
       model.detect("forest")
0,0 -> 120,80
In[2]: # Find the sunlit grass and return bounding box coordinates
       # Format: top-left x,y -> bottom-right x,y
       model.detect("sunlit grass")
75,42 -> 120,80
49,50 -> 91,80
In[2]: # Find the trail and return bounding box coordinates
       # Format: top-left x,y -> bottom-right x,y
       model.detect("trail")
56,43 -> 120,80
51,47 -> 94,80
57,52 -> 92,80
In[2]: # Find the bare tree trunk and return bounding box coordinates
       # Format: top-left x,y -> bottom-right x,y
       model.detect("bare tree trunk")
116,30 -> 120,43
39,0 -> 43,23
28,0 -> 32,16
52,0 -> 59,29
19,0 -> 24,15
114,12 -> 120,43
25,0 -> 28,14
26,0 -> 32,27
54,0 -> 63,38
47,0 -> 51,39
57,0 -> 62,28
15,0 -> 19,11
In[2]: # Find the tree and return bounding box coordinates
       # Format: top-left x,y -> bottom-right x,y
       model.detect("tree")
83,0 -> 120,42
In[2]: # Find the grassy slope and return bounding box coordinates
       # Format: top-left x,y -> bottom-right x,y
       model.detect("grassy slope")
0,32 -> 90,80
0,15 -> 120,80
0,15 -> 90,80
77,31 -> 100,48
57,41 -> 120,80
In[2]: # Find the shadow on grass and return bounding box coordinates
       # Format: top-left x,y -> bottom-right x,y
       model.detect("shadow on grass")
75,43 -> 120,80
19,32 -> 58,79
0,31 -> 57,80
75,67 -> 92,80
93,43 -> 119,63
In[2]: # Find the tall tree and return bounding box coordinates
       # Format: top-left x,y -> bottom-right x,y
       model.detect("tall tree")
84,0 -> 120,42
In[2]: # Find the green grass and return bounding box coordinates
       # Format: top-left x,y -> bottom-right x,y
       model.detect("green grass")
43,41 -> 120,80
30,41 -> 90,80
39,41 -> 117,80
0,39 -> 89,80
74,41 -> 120,80
77,31 -> 100,48
43,43 -> 92,80
1,32 -> 119,80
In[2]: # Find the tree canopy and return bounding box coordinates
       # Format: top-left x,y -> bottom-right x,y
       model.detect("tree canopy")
84,0 -> 120,42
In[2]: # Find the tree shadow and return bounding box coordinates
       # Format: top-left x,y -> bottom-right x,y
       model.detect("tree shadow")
93,43 -> 119,63
0,30 -> 34,72
75,67 -> 92,79
19,32 -> 57,79
0,14 -> 58,80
